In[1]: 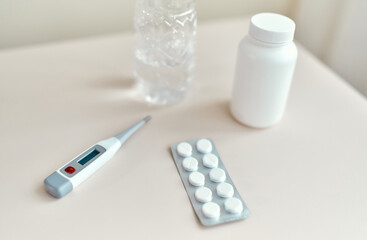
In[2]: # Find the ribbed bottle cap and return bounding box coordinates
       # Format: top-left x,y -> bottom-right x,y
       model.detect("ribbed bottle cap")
249,13 -> 295,44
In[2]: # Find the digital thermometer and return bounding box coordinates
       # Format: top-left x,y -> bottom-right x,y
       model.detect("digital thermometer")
44,116 -> 151,198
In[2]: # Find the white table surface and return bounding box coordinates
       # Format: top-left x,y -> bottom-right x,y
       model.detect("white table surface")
1,17 -> 367,240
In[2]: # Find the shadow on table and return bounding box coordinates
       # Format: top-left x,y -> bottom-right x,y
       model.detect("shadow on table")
161,99 -> 261,134
35,184 -> 58,202
91,76 -> 135,90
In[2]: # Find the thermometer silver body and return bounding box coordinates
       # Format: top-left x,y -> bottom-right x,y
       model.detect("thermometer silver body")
44,116 -> 151,198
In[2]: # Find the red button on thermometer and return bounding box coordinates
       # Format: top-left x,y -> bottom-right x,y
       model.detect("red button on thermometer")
44,116 -> 151,198
64,166 -> 75,174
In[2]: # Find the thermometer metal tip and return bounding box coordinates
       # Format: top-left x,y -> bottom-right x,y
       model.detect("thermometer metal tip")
114,115 -> 151,144
143,115 -> 152,122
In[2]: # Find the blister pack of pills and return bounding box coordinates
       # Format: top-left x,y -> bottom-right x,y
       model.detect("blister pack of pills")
171,138 -> 250,226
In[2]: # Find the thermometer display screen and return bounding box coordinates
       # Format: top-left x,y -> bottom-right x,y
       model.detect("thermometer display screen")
78,149 -> 100,165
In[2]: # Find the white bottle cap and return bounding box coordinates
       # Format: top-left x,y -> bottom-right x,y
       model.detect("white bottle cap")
249,13 -> 295,44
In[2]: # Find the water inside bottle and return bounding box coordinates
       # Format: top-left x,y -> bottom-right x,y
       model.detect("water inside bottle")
134,0 -> 196,104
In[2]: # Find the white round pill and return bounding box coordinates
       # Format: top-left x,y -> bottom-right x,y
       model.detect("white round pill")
202,202 -> 221,218
177,142 -> 192,157
189,172 -> 205,186
195,187 -> 212,203
209,168 -> 226,183
196,139 -> 212,153
182,157 -> 198,172
224,197 -> 243,214
216,182 -> 234,198
202,153 -> 219,168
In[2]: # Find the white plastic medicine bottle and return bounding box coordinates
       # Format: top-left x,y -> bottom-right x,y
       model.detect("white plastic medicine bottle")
230,13 -> 298,128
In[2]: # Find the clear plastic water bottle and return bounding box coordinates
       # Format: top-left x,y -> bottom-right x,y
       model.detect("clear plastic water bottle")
133,0 -> 197,104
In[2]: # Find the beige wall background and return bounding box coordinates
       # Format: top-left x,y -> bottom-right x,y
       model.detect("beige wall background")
293,0 -> 367,97
0,0 -> 292,49
0,0 -> 366,97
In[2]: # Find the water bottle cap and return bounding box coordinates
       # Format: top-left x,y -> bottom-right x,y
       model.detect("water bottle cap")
249,13 -> 295,44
